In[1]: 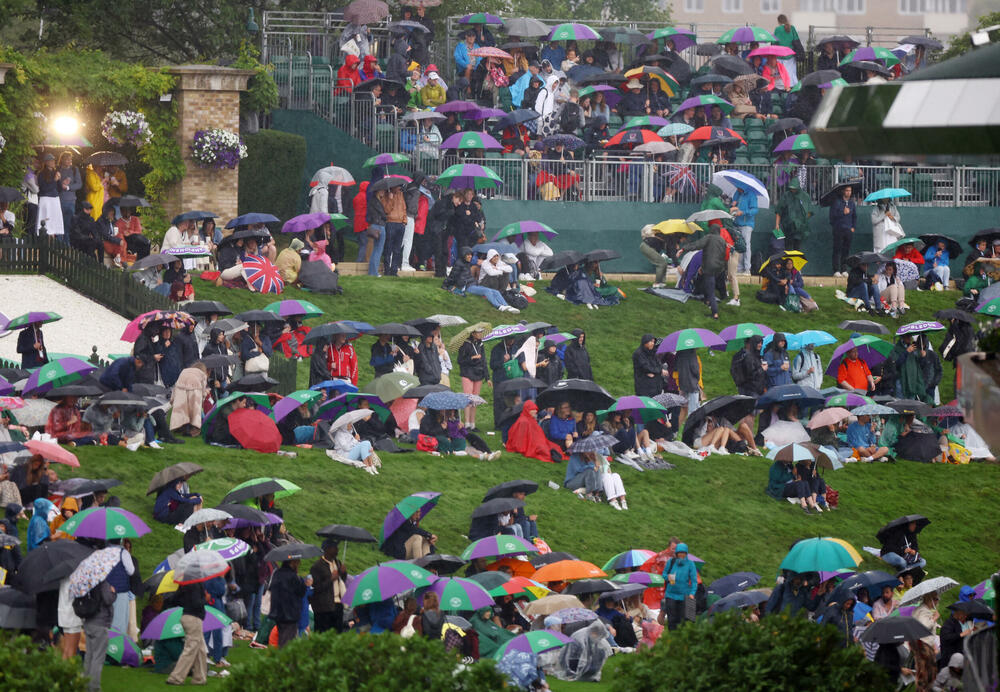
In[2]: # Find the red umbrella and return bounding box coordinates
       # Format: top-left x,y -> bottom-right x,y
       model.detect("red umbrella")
686,126 -> 747,145
24,439 -> 80,467
227,408 -> 281,454
604,129 -> 664,148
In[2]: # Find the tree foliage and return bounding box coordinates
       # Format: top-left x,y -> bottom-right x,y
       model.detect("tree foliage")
938,10 -> 1000,61
424,0 -> 670,28
0,633 -> 86,691
611,612 -> 893,692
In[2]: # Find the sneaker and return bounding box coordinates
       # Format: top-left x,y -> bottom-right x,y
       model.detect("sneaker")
609,498 -> 622,510
620,499 -> 628,510
573,488 -> 587,499
453,450 -> 468,456
726,298 -> 740,306
507,306 -> 520,314
778,305 -> 786,311
428,450 -> 442,456
400,263 -> 415,272
216,658 -> 231,667
488,451 -> 502,461
556,293 -> 566,300
622,450 -> 639,460
813,505 -> 823,513
148,441 -> 163,450
802,505 -> 812,515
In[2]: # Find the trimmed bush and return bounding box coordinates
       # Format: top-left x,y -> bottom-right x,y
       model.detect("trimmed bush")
238,129 -> 306,222
0,633 -> 86,691
222,631 -> 507,692
611,612 -> 893,692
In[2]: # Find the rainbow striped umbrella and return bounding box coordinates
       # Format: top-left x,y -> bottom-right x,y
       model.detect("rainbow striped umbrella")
602,549 -> 657,572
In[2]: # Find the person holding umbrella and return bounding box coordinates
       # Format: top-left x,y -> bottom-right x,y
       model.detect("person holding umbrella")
330,414 -> 382,475
15,319 -> 48,368
309,539 -> 348,634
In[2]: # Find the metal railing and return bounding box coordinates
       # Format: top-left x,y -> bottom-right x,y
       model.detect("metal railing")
262,10 -> 394,68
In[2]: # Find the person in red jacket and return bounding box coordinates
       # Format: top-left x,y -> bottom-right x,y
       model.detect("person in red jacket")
360,54 -> 383,82
336,55 -> 362,94
325,334 -> 359,385
892,241 -> 924,266
505,401 -> 565,463
353,180 -> 369,263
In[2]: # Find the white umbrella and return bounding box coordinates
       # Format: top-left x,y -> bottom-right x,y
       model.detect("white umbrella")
899,576 -> 959,606
712,169 -> 770,209
311,166 -> 355,186
13,399 -> 56,427
330,408 -> 374,432
425,314 -> 467,327
173,550 -> 229,585
181,508 -> 233,531
686,209 -> 734,224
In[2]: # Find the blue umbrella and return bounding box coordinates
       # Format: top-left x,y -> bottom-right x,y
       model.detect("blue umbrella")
309,379 -> 359,397
224,212 -> 280,229
420,391 -> 481,410
657,123 -> 695,138
337,320 -> 375,334
172,210 -> 217,225
833,570 -> 900,602
864,188 -> 911,203
853,601 -> 874,623
707,590 -> 769,614
756,384 -> 825,409
794,330 -> 838,348
707,572 -> 761,598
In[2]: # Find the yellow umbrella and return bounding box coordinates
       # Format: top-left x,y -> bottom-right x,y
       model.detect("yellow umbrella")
154,569 -> 179,595
825,537 -> 863,566
447,321 -> 492,353
759,250 -> 808,273
652,219 -> 699,236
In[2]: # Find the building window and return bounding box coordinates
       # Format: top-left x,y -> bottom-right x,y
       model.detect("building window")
899,0 -> 922,13
839,0 -> 865,13
684,0 -> 705,12
762,0 -> 781,11
799,0 -> 865,10
721,0 -> 743,11
924,0 -> 967,11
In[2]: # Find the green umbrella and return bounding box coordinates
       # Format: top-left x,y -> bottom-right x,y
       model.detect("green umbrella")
495,630 -> 572,659
201,391 -> 272,441
622,116 -> 666,130
5,311 -> 62,330
263,299 -> 324,319
316,392 -> 391,423
977,297 -> 1000,316
717,25 -> 776,44
825,393 -> 875,408
271,389 -> 324,423
493,221 -> 557,243
719,323 -> 776,352
105,628 -> 141,667
596,396 -> 667,424
882,237 -> 925,255
430,576 -> 494,611
363,152 -> 409,168
362,372 -> 420,403
344,561 -> 435,607
851,334 -> 894,356
436,163 -> 504,191
611,572 -> 665,586
223,478 -> 301,504
839,46 -> 901,68
779,537 -> 861,573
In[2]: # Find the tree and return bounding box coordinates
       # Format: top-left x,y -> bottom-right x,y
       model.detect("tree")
938,10 -> 1000,61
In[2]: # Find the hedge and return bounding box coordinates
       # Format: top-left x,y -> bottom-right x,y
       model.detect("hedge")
238,129 -> 307,222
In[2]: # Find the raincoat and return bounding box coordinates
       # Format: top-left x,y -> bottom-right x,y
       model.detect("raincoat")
27,498 -> 54,551
505,401 -> 565,463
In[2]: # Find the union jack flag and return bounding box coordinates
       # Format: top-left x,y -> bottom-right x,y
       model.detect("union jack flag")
667,165 -> 697,194
242,254 -> 284,294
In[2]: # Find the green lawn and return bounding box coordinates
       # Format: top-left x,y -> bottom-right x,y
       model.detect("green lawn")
31,275 -> 999,692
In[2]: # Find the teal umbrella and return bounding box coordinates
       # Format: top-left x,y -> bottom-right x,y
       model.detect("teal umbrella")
780,537 -> 862,573
864,188 -> 911,203
882,236 -> 924,255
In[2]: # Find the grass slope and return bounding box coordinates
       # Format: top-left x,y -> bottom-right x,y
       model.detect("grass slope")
49,276 -> 997,692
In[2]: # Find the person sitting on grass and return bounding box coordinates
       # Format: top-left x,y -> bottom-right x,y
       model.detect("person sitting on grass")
846,414 -> 890,462
693,415 -> 761,456
445,410 -> 500,460
506,401 -> 565,463
443,246 -> 521,314
794,455 -> 828,512
546,401 -> 578,452
419,409 -> 468,456
601,410 -> 659,462
564,451 -> 604,503
766,457 -> 818,514
330,419 -> 382,475
153,478 -> 203,525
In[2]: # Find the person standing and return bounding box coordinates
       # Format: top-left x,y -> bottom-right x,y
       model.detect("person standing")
81,570 -> 116,692
36,154 -> 66,241
563,329 -> 593,380
57,151 -> 82,237
773,177 -> 811,254
731,335 -> 768,398
675,348 -> 701,419
633,335 -> 665,397
730,184 -> 758,275
268,559 -> 306,648
660,542 -> 697,631
830,185 -> 856,277
457,326 -> 488,430
15,321 -> 48,368
379,184 -> 407,276
772,15 -> 800,87
105,540 -> 136,636
166,580 -> 208,686
791,343 -> 823,389
309,540 -> 347,634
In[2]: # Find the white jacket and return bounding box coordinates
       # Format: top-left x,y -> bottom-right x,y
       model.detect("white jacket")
791,348 -> 823,389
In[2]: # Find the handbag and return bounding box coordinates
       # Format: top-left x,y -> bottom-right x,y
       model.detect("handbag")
226,598 -> 248,625
341,39 -> 361,57
245,353 -> 270,373
684,595 -> 697,621
502,358 -> 524,379
400,613 -> 418,638
783,293 -> 802,313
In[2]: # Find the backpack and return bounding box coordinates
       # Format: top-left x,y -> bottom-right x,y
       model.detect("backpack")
72,584 -> 105,619
731,230 -> 747,255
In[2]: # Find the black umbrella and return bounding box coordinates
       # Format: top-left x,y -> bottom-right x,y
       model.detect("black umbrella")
370,176 -> 408,192
9,541 -> 94,594
95,391 -> 149,408
214,503 -> 270,524
315,524 -> 377,543
132,383 -> 170,398
172,210 -> 218,225
372,322 -> 422,337
354,78 -> 405,93
846,251 -> 890,268
115,195 -> 150,208
583,249 -> 620,263
766,117 -> 805,134
887,399 -> 932,417
815,35 -> 860,50
303,322 -> 360,345
540,250 -> 585,271
564,579 -> 617,596
707,590 -> 769,614
969,228 -> 1000,248
496,404 -> 524,430
388,20 -> 429,33
947,600 -> 994,619
755,384 -> 825,409
900,35 -> 943,50
567,64 -> 606,83
530,551 -> 579,567
401,384 -> 450,399
682,395 -> 756,445
831,570 -> 900,602
536,379 -> 615,411
483,479 -> 539,502
184,301 -> 231,317
800,70 -> 843,88
219,228 -> 270,245
211,318 -> 248,337
860,616 -> 933,644
819,180 -> 864,207
413,554 -> 465,575
706,572 -> 761,599
89,151 -> 128,167
0,588 -> 37,629
918,234 -> 962,258
711,55 -> 753,77
697,43 -> 722,57
147,462 -> 204,495
876,515 -> 930,543
494,377 -> 546,395
405,318 -> 441,335
0,187 -> 24,203
501,41 -> 538,50
934,309 -> 976,324
471,497 -> 524,519
52,477 -> 122,498
235,310 -> 284,324
198,354 -> 240,369
690,74 -> 732,87
265,542 -> 323,563
229,373 -> 279,392
495,109 -> 541,129
574,72 -> 627,86
221,479 -> 289,504
47,377 -> 107,398
838,319 -> 890,335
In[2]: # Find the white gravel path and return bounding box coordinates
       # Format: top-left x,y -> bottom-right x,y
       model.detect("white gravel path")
0,275 -> 133,362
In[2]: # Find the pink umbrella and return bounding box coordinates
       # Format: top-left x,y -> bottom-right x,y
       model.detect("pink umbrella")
121,310 -> 163,342
390,397 -> 417,433
807,407 -> 851,430
0,397 -> 25,410
24,439 -> 80,467
470,47 -> 513,60
748,45 -> 795,58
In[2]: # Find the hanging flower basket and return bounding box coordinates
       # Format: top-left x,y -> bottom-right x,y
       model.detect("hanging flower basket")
101,110 -> 152,147
190,128 -> 248,169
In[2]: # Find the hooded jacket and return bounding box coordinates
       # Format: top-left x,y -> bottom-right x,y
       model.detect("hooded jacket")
386,38 -> 410,83
661,543 -> 698,601
732,337 -> 767,397
791,347 -> 823,389
414,338 -> 442,386
457,337 -> 488,381
563,330 -> 593,380
681,230 -> 728,276
366,169 -> 387,226
359,54 -> 383,81
443,247 -> 476,291
336,54 -> 362,94
505,401 -> 564,463
27,498 -> 54,551
632,336 -> 663,397
49,496 -> 78,538
763,337 -> 792,387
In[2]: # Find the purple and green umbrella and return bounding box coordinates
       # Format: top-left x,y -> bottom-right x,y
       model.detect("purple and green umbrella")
602,549 -> 657,572
496,630 -> 572,660
435,100 -> 480,114
106,628 -> 141,667
597,396 -> 667,424
623,115 -> 671,130
263,299 -> 324,320
715,323 -> 775,352
22,357 -> 96,396
381,492 -> 442,546
647,27 -> 697,52
222,477 -> 301,504
193,538 -> 250,561
543,332 -> 576,345
825,392 -> 875,409
677,94 -> 733,115
825,336 -> 893,376
976,296 -> 1000,316
717,26 -> 776,44
896,320 -> 944,336
429,576 -> 495,611
280,212 -> 346,234
494,220 -> 558,243
5,311 -> 62,330
317,392 -> 391,424
610,571 -> 665,586
141,606 -> 231,640
344,561 -> 435,607
271,389 -> 324,424
774,134 -> 815,153
973,578 -> 995,602
577,84 -> 617,99
459,12 -> 503,24
60,507 -> 151,540
363,152 -> 409,168
656,328 -> 725,354
460,534 -> 538,561
440,131 -> 503,151
436,163 -> 503,191
839,46 -> 901,68
464,107 -> 507,121
547,22 -> 601,42
0,375 -> 12,396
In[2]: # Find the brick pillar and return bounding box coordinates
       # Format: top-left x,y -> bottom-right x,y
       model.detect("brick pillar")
164,66 -> 255,228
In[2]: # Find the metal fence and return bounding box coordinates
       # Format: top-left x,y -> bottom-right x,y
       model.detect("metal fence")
964,623 -> 997,692
262,10 -> 394,70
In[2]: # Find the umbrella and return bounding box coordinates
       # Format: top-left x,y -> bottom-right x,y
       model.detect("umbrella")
410,554 -> 466,576
582,249 -> 620,264
678,95 -> 734,115
105,628 -> 141,667
22,439 -> 79,467
532,560 -> 606,583
833,570 -> 901,601
767,117 -> 805,135
88,151 -> 128,167
767,442 -> 826,463
948,600 -> 994,619
605,128 -> 665,148
648,26 -> 697,51
681,395 -> 756,445
711,54 -> 753,77
61,507 -> 151,540
344,0 -> 389,24
708,590 -> 770,614
227,408 -> 281,453
271,390 -> 324,424
211,318 -> 247,336
715,323 -> 774,351
181,508 -> 233,531
602,549 -> 657,572
67,547 -> 124,597
0,187 -> 23,203
912,233 -> 961,259
535,379 -> 615,411
859,616 -> 932,644
825,337 -> 893,376
461,535 -> 538,561
401,111 -> 445,124
316,524 -> 376,543
540,134 -> 585,150
780,537 -> 862,573
9,540 -> 93,594
707,572 -> 762,598
597,395 -> 667,424
241,255 -> 284,294
435,100 -> 479,114
712,169 -> 770,208
216,504 -> 272,527
363,153 -> 409,170
837,319 -> 890,335
224,212 -> 280,229
657,328 -> 725,353
547,22 -> 600,41
22,357 -> 96,396
865,188 -> 912,203
899,576 -> 960,606
380,492 -> 441,547
562,578 -> 620,597
344,561 -> 435,607
774,134 -> 815,153
94,391 -> 148,408
370,177 -> 407,193
263,299 -> 323,320
840,46 -> 901,68
651,219 -> 699,237
310,379 -> 359,398
567,432 -> 619,454
538,250 -> 584,272
494,221 -> 557,244
756,384 -> 825,409
654,393 -> 686,409
935,309 -> 976,325
717,26 -> 776,44
819,180 -> 864,207
280,213 -> 339,235
808,407 -> 852,429
530,552 -> 580,568
439,131 -> 503,151
173,550 -> 229,585
749,45 -> 794,58
459,11 -> 503,24
388,19 -> 429,33
483,480 -> 539,502
418,391 -> 480,411
363,372 -> 419,403
311,166 -> 355,187
0,588 -> 37,629
887,398 -> 932,416
927,405 -> 963,419
329,409 -> 374,432
372,322 -> 422,337
471,498 -> 524,520
497,630 -> 571,660
127,252 -> 175,271
876,515 -> 930,543
317,393 -> 390,424
147,462 -> 203,495
430,577 -> 494,611
264,543 -> 323,563
141,606 -> 231,640
436,163 -> 503,190
624,66 -> 680,96
222,478 -> 301,505
849,403 -> 898,417
686,209 -> 733,225
468,571 -> 512,591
